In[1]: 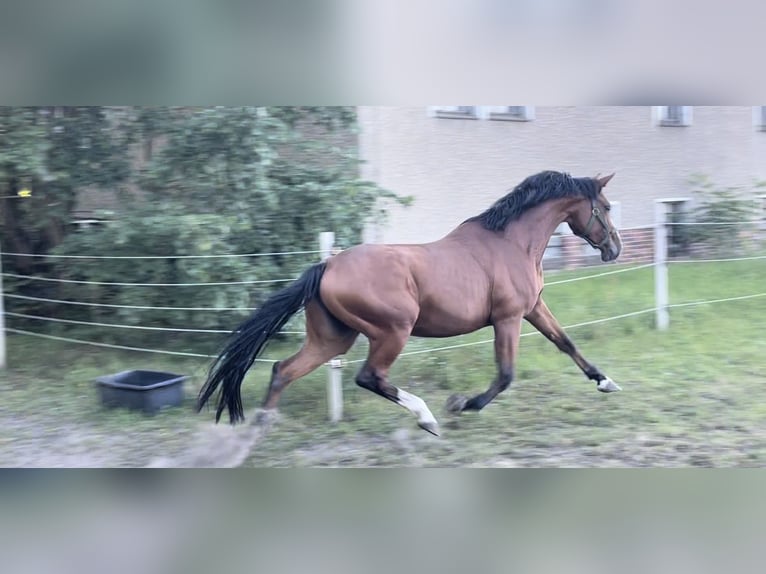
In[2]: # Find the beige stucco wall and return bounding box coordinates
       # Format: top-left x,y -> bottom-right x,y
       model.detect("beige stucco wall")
358,106 -> 766,244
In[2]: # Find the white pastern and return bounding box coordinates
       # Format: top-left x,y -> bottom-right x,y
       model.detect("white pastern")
597,377 -> 622,392
397,389 -> 438,425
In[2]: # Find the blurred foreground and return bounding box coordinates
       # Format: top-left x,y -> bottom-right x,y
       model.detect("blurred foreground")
1,260 -> 764,467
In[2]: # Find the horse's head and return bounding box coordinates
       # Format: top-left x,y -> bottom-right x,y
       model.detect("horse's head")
566,173 -> 623,262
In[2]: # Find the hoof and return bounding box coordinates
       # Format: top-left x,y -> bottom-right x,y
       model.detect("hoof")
597,378 -> 622,393
254,408 -> 279,426
445,394 -> 468,414
418,420 -> 441,437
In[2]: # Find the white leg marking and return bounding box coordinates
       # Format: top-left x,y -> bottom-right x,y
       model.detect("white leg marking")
397,389 -> 438,426
597,377 -> 622,392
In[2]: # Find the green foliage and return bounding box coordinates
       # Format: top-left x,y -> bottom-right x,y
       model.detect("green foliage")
43,209 -> 318,349
0,107 -> 50,181
1,106 -> 132,270
684,175 -> 764,255
3,107 -> 409,348
136,106 -> 407,249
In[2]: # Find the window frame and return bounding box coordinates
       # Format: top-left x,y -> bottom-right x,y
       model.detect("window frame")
487,106 -> 536,122
654,106 -> 693,127
427,106 -> 536,121
427,106 -> 480,120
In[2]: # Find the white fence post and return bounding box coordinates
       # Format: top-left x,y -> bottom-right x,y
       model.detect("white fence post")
654,201 -> 669,330
319,231 -> 343,422
0,241 -> 5,369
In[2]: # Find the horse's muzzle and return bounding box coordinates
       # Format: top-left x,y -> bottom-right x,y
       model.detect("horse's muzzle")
601,231 -> 622,262
601,246 -> 620,262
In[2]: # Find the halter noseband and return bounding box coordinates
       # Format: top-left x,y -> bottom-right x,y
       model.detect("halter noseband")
579,200 -> 613,249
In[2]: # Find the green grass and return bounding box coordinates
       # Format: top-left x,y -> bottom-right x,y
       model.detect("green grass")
2,259 -> 765,467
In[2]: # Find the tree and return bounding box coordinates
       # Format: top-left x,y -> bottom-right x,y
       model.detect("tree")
0,107 -> 131,272
7,107 -> 409,348
134,106 -> 409,251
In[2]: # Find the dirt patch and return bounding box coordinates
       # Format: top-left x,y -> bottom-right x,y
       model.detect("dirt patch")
0,415 -> 149,467
1,407 -> 762,468
145,410 -> 278,467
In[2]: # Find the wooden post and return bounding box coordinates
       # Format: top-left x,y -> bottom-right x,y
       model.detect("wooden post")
654,201 -> 669,330
319,232 -> 343,422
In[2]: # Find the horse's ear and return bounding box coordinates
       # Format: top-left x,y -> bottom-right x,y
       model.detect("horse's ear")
596,173 -> 615,188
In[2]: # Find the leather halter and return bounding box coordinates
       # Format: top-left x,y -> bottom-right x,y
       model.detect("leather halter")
579,200 -> 613,249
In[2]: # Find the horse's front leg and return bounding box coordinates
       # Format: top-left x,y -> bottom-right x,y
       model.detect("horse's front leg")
524,297 -> 621,392
445,316 -> 521,413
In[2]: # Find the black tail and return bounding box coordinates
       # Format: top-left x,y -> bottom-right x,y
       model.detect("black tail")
197,262 -> 327,424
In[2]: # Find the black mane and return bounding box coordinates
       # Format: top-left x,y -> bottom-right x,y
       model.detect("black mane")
468,171 -> 599,231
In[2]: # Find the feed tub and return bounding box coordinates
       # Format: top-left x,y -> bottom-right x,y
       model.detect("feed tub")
96,370 -> 187,414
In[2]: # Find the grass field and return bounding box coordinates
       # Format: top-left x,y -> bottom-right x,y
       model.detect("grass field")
1,258 -> 765,467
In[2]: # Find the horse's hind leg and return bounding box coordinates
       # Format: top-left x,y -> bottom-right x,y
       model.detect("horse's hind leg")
355,330 -> 440,436
262,301 -> 358,410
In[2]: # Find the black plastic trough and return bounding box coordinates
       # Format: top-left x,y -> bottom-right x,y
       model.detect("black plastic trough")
96,370 -> 187,414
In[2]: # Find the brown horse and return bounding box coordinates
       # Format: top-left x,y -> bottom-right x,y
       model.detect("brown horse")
198,170 -> 623,436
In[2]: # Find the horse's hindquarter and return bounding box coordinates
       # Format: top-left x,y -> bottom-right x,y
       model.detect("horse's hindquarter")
319,244 -> 422,336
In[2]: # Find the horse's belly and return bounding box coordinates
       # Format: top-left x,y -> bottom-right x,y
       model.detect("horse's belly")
411,305 -> 488,338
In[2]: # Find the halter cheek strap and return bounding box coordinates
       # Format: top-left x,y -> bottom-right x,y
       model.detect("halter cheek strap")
581,201 -> 613,249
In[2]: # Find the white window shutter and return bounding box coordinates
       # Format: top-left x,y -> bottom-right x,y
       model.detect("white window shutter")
681,106 -> 693,126
753,106 -> 766,129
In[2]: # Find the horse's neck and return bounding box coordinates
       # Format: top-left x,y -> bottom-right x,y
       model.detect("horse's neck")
449,199 -> 573,265
504,200 -> 572,263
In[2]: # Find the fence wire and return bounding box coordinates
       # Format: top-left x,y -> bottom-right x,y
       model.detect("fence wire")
3,243 -> 765,362
0,249 -> 323,259
2,272 -> 296,287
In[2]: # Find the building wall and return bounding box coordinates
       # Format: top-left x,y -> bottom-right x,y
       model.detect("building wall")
358,106 -> 766,245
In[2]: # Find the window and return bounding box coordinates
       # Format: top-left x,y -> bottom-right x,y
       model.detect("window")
427,106 -> 536,121
753,106 -> 766,131
488,106 -> 535,121
666,106 -> 683,123
655,106 -> 693,126
427,106 -> 480,119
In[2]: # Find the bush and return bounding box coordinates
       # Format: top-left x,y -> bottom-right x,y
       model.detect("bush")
42,210 -> 318,350
683,175 -> 764,256
3,107 -> 411,352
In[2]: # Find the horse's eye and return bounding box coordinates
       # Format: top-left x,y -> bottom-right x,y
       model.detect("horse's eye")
604,205 -> 611,212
